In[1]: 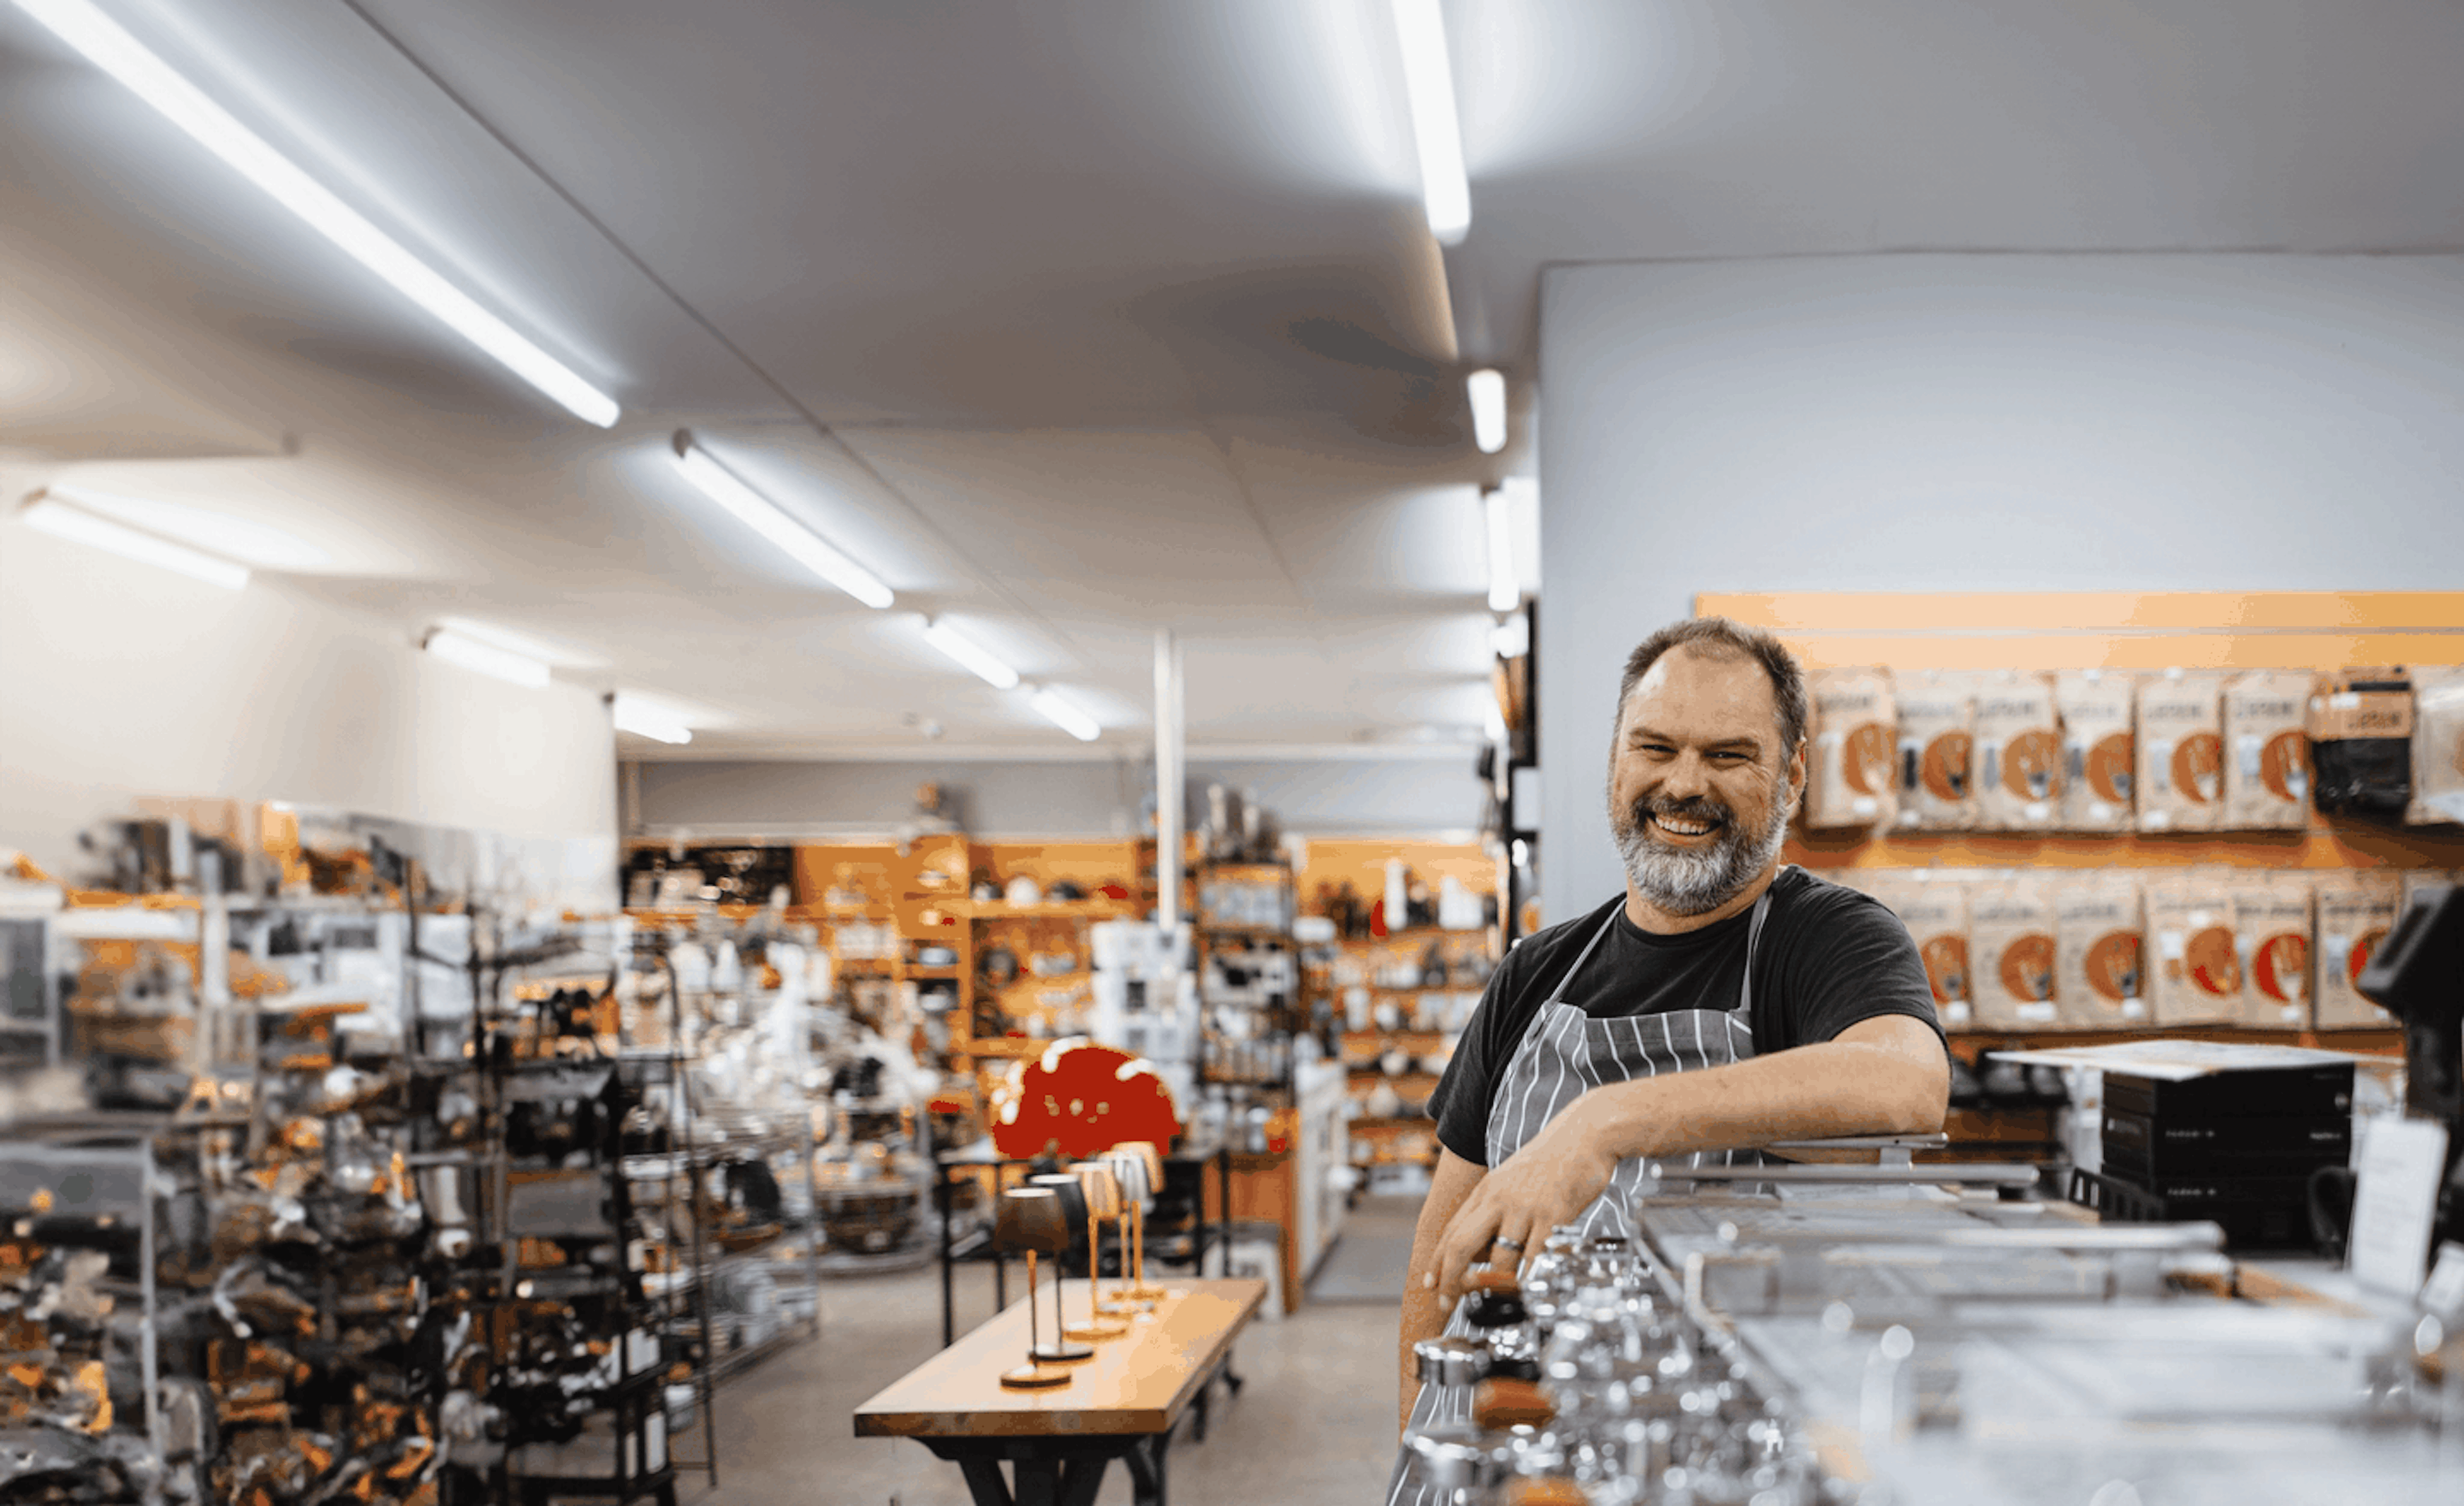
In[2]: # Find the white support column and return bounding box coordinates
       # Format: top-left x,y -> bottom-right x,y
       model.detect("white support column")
1152,628 -> 1185,931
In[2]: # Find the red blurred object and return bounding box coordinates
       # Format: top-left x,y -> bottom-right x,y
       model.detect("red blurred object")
1369,898 -> 1389,938
991,1041 -> 1183,1159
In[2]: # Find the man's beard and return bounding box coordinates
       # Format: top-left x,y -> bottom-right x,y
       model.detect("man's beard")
1609,788 -> 1790,917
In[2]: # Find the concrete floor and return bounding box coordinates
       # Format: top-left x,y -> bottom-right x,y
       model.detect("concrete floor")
676,1257 -> 1405,1505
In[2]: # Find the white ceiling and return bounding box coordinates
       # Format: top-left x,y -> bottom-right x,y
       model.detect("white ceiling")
2,0 -> 2457,758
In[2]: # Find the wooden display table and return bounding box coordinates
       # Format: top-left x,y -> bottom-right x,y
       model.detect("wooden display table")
856,1276 -> 1266,1506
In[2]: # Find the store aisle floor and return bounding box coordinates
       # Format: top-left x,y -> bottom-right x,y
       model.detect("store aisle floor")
680,1260 -> 1405,1505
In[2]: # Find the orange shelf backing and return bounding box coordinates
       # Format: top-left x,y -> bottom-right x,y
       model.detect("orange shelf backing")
1699,591 -> 2464,634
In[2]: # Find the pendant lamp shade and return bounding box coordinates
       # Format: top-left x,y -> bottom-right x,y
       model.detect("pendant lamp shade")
992,1187 -> 1071,1255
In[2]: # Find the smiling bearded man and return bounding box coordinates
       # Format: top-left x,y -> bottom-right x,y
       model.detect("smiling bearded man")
1387,617 -> 1953,1493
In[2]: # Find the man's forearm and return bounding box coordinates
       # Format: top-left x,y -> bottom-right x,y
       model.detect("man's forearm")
1572,1039 -> 1946,1161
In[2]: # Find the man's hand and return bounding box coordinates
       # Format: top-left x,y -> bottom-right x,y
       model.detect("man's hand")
1430,1095 -> 1616,1303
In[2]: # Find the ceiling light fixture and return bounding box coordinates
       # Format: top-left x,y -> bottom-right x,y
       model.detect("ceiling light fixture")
1389,0 -> 1471,246
1466,368 -> 1507,454
1483,486 -> 1518,612
921,619 -> 1020,690
423,627 -> 549,689
610,694 -> 692,745
19,492 -> 249,590
1028,688 -> 1100,742
12,0 -> 619,427
669,432 -> 894,609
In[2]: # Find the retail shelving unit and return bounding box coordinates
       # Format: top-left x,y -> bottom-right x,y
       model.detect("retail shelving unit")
1711,588 -> 2464,1159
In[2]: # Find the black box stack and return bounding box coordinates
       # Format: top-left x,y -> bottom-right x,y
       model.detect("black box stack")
2097,1062 -> 2354,1249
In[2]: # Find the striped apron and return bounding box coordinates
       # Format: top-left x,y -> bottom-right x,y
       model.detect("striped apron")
1387,889 -> 1773,1506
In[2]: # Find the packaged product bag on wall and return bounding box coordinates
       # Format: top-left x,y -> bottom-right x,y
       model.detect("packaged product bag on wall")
2055,878 -> 2145,1031
2309,667 -> 2413,820
1974,672 -> 2062,831
1871,877 -> 1973,1031
1968,878 -> 2060,1031
2222,671 -> 2315,830
2312,875 -> 2403,1029
2406,666 -> 2464,826
2145,875 -> 2242,1026
1804,667 -> 1899,830
1895,672 -> 1982,831
2231,875 -> 2314,1029
2135,672 -> 2226,833
2055,670 -> 2137,832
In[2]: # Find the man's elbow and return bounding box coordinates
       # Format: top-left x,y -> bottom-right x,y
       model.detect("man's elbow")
1884,1057 -> 1950,1135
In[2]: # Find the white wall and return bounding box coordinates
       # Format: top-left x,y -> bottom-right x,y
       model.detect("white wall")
1538,253 -> 2464,912
628,754 -> 1489,839
1,522 -> 619,885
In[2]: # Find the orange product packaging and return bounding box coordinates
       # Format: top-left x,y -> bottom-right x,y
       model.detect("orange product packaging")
1974,671 -> 2062,832
2054,670 -> 2137,832
1967,878 -> 2060,1031
1895,672 -> 1983,832
2055,877 -> 2145,1031
2312,875 -> 2403,1029
2230,875 -> 2314,1029
2145,873 -> 2241,1026
2408,666 -> 2464,826
1803,667 -> 1899,831
1869,876 -> 1973,1032
2135,672 -> 2226,833
2222,671 -> 2315,831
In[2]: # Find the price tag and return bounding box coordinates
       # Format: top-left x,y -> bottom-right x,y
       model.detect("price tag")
2349,1117 -> 2451,1297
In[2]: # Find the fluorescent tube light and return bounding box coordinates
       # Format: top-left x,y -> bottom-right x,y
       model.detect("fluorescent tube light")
424,628 -> 549,689
13,0 -> 618,427
1390,0 -> 1471,245
19,493 -> 249,589
1467,368 -> 1507,454
1029,688 -> 1100,742
670,433 -> 894,609
1484,486 -> 1516,612
921,619 -> 1020,689
611,694 -> 692,745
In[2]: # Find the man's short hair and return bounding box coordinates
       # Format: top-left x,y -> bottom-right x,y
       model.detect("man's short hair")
1615,617 -> 1809,760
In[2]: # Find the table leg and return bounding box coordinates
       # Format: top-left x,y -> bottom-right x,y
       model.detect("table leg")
956,1457 -> 1014,1506
939,1167 -> 957,1348
1122,1432 -> 1170,1506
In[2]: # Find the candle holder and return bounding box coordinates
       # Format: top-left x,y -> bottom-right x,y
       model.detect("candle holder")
1023,1174 -> 1098,1360
991,1188 -> 1073,1389
1064,1162 -> 1129,1339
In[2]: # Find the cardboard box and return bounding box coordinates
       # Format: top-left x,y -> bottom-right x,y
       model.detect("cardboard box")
2230,875 -> 2314,1029
1804,667 -> 1899,831
1895,672 -> 1983,831
2408,666 -> 2464,826
1968,879 -> 2060,1031
2312,875 -> 2402,1029
2055,671 -> 2137,832
2055,877 -> 2146,1031
2145,875 -> 2242,1025
1870,877 -> 1974,1032
2309,667 -> 2413,820
2136,672 -> 2227,833
1974,672 -> 2063,831
2221,671 -> 2315,830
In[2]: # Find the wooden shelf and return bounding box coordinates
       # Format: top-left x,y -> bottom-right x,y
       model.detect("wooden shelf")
957,1037 -> 1053,1061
